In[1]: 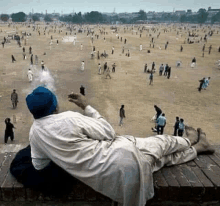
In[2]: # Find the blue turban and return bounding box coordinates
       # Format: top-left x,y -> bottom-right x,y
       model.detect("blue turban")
26,86 -> 57,119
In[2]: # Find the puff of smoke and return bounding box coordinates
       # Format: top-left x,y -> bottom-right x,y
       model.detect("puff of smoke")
24,67 -> 56,95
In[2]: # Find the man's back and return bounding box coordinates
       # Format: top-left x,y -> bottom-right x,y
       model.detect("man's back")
11,92 -> 18,101
120,108 -> 125,118
157,116 -> 166,126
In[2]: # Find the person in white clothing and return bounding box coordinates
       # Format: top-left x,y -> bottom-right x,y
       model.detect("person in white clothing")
27,69 -> 33,82
98,63 -> 101,74
140,44 -> 142,51
19,86 -> 214,206
81,61 -> 85,71
80,44 -> 83,51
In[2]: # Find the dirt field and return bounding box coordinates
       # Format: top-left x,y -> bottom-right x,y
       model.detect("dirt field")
0,23 -> 220,146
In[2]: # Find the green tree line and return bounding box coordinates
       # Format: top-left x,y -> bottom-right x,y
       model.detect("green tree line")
1,9 -> 220,24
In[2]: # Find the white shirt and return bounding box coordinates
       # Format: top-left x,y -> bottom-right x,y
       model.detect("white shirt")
29,105 -> 154,206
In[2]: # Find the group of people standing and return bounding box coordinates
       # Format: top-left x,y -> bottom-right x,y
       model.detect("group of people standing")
152,105 -> 185,137
144,62 -> 172,85
97,62 -> 116,79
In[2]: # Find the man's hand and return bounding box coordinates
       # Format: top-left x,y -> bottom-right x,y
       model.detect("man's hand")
68,93 -> 88,110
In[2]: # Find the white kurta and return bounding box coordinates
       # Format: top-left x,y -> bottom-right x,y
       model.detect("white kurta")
27,70 -> 33,82
81,62 -> 85,71
29,106 -> 196,206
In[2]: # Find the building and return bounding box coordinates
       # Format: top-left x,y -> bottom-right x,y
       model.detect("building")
208,7 -> 220,13
207,7 -> 220,22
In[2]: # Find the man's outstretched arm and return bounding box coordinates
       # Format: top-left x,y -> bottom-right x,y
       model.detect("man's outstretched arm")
68,93 -> 116,141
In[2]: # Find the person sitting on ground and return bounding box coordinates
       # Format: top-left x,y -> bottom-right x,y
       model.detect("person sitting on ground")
10,86 -> 215,206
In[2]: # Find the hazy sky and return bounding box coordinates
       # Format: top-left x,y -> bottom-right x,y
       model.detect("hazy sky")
1,0 -> 220,14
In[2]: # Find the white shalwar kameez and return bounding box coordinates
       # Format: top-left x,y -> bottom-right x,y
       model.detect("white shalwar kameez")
29,106 -> 197,206
81,62 -> 85,71
27,70 -> 33,82
140,45 -> 142,51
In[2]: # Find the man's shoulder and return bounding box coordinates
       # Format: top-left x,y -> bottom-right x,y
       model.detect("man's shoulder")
56,111 -> 81,119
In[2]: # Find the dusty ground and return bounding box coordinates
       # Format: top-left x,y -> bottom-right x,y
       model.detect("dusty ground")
0,23 -> 220,146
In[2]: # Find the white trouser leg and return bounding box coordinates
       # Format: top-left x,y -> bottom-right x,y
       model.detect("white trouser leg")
152,147 -> 197,172
136,135 -> 191,159
135,135 -> 197,172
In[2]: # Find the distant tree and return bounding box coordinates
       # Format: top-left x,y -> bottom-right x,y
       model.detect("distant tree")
211,11 -> 220,24
119,18 -> 127,24
180,14 -> 187,22
11,12 -> 26,22
138,10 -> 147,20
72,12 -> 83,23
0,14 -> 9,22
161,13 -> 171,21
84,11 -> 103,23
44,15 -> 52,22
32,15 -> 40,22
197,8 -> 208,23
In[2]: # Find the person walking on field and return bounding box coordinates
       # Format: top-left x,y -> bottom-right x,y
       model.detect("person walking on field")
112,46 -> 114,54
98,63 -> 102,75
202,77 -> 211,90
159,64 -> 164,76
11,55 -> 16,63
178,118 -> 185,137
30,54 -> 33,65
156,113 -> 166,135
198,77 -> 205,92
112,63 -> 116,73
209,45 -> 212,54
80,44 -> 83,51
149,72 -> 153,85
80,85 -> 85,96
140,44 -> 142,51
103,62 -> 107,73
4,118 -> 16,144
29,46 -> 32,54
173,117 -> 179,136
164,64 -> 168,76
41,61 -> 45,71
11,89 -> 18,109
167,66 -> 171,79
27,69 -> 33,82
81,61 -> 85,71
105,67 -> 111,79
119,105 -> 125,126
144,63 -> 148,73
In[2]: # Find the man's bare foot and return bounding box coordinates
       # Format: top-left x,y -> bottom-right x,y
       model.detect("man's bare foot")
184,126 -> 198,145
193,128 -> 215,154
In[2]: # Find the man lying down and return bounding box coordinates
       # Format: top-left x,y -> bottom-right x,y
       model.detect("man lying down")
10,86 -> 214,206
